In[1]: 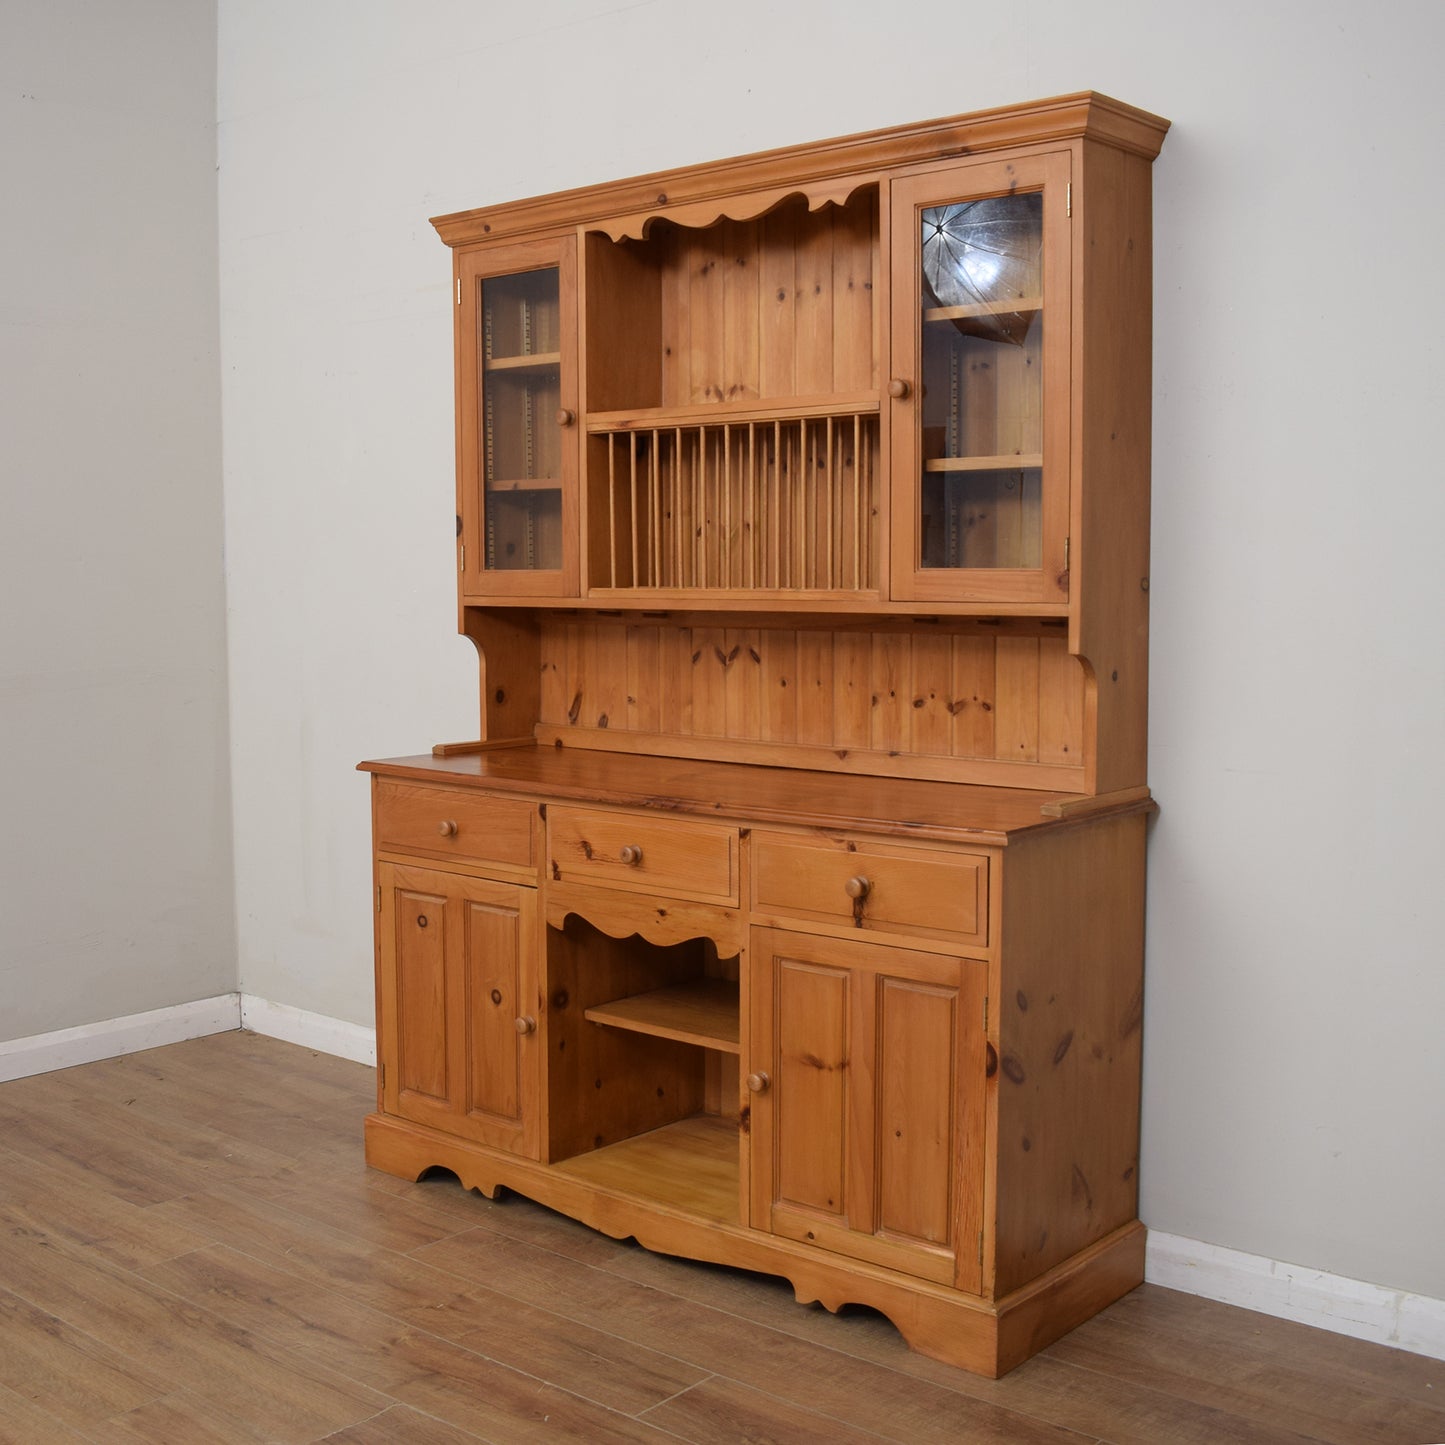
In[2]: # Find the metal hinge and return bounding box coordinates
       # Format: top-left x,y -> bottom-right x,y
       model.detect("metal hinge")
376,883 -> 382,912
460,542 -> 465,572
1066,182 -> 1072,218
1064,536 -> 1071,573
978,1230 -> 985,1265
379,1062 -> 385,1091
456,277 -> 461,305
983,996 -> 989,1032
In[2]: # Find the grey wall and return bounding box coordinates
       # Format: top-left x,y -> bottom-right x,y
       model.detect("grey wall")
0,0 -> 234,1038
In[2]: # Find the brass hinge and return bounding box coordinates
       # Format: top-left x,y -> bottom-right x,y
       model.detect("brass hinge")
456,277 -> 461,305
460,542 -> 465,572
379,1061 -> 385,1091
983,996 -> 989,1032
978,1230 -> 985,1266
1063,536 -> 1071,572
1066,182 -> 1072,218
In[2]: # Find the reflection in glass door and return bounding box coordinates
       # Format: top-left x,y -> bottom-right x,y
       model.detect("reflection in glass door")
917,192 -> 1044,572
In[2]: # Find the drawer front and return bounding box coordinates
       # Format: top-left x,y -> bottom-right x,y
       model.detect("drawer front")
752,834 -> 988,946
375,781 -> 535,870
547,807 -> 738,903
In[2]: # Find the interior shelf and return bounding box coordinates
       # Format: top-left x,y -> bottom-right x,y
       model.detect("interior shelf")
488,477 -> 562,493
584,979 -> 740,1053
554,1114 -> 739,1223
925,454 -> 1043,472
923,298 -> 1042,323
484,352 -> 562,372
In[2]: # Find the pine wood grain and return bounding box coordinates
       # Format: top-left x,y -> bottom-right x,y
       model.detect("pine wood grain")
1,1033 -> 1436,1444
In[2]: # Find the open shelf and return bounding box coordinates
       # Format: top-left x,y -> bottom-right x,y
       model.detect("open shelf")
584,978 -> 739,1053
586,393 -> 880,433
554,1113 -> 739,1223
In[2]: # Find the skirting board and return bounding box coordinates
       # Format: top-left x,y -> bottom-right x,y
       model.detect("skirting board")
0,994 -> 242,1083
0,992 -> 375,1082
1,1000 -> 1438,1362
1146,1232 -> 1445,1362
238,994 -> 376,1067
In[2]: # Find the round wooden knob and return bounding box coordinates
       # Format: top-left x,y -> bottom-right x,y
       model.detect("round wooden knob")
619,845 -> 643,866
887,378 -> 911,399
844,875 -> 871,900
556,407 -> 576,427
746,1071 -> 771,1094
514,1015 -> 537,1036
438,819 -> 459,837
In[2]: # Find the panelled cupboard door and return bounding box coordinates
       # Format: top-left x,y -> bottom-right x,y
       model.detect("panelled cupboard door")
377,863 -> 541,1158
457,237 -> 580,598
888,151 -> 1072,605
749,928 -> 988,1293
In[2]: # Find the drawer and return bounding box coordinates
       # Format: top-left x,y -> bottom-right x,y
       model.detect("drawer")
547,806 -> 738,903
751,833 -> 988,947
374,781 -> 535,871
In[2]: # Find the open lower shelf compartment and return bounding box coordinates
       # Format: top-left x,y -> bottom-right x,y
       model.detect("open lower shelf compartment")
554,1113 -> 739,1224
583,978 -> 740,1053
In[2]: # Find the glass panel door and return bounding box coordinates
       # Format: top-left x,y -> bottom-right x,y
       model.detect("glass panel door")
459,237 -> 578,598
482,268 -> 562,572
889,154 -> 1070,605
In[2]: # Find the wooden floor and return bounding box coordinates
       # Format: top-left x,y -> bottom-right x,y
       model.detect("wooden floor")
0,1033 -> 1438,1443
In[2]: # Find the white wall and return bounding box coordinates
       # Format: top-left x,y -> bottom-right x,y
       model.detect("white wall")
216,0 -> 1445,1303
0,0 -> 234,1040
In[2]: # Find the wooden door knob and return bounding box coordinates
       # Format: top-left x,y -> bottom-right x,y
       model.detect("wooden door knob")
438,819 -> 459,837
619,845 -> 643,866
514,1015 -> 537,1036
844,875 -> 871,900
887,378 -> 911,399
746,1071 -> 771,1094
556,407 -> 576,426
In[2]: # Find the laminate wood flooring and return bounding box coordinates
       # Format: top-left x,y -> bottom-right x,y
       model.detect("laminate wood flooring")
0,1032 -> 1437,1443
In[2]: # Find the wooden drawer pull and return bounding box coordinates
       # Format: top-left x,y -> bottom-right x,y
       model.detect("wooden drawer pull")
556,407 -> 576,427
887,377 -> 911,399
844,875 -> 871,900
514,1015 -> 537,1036
437,819 -> 459,837
619,844 -> 644,866
746,1071 -> 771,1094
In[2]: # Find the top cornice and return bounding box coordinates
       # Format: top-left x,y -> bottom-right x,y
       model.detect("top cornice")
430,91 -> 1169,249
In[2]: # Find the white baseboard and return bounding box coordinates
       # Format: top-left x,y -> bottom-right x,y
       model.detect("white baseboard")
1146,1231 -> 1445,1361
0,994 -> 242,1083
239,994 -> 376,1067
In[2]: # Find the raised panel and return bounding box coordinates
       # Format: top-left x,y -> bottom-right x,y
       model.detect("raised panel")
877,977 -> 955,1247
394,886 -> 449,1104
774,957 -> 851,1221
465,897 -> 524,1127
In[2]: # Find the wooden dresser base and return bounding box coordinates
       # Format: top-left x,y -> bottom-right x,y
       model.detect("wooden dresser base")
365,1112 -> 1145,1379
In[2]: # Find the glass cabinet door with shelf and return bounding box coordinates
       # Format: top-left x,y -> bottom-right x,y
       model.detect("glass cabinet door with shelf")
458,238 -> 579,597
888,154 -> 1070,605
